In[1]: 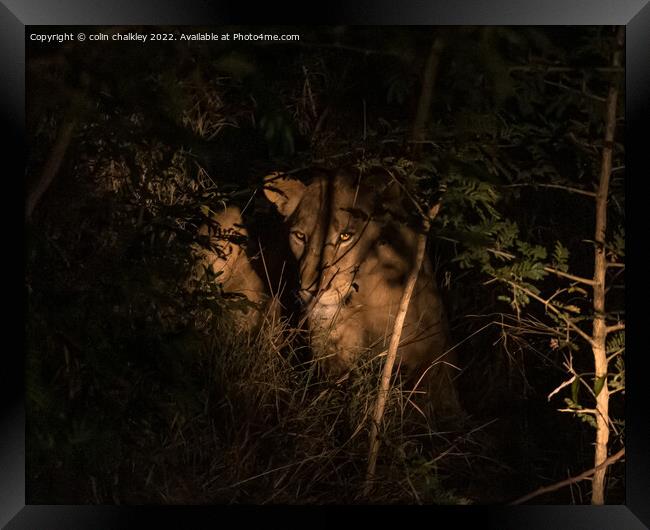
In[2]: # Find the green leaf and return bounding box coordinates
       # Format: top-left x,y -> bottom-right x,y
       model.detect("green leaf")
552,241 -> 570,272
568,285 -> 588,296
563,397 -> 581,410
578,412 -> 597,428
571,376 -> 580,404
606,331 -> 625,354
612,227 -> 625,258
594,375 -> 607,397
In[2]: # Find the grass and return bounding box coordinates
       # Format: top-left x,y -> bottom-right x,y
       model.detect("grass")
152,298 -> 474,504
27,274 -> 476,504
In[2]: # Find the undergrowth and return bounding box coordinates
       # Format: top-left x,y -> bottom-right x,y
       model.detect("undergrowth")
27,283 -> 476,504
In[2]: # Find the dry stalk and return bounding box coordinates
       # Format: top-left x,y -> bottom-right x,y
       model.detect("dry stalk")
511,447 -> 625,505
26,117 -> 78,221
364,202 -> 440,495
411,33 -> 445,153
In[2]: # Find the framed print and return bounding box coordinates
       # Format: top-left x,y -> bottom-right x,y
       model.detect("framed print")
5,1 -> 648,528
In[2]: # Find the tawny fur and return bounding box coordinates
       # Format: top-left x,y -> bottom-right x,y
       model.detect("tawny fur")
265,168 -> 461,417
192,206 -> 275,333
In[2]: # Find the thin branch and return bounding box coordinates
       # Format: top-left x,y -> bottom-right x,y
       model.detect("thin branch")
547,375 -> 576,401
607,348 -> 625,363
606,262 -> 624,269
505,280 -> 595,347
464,243 -> 595,286
557,408 -> 597,415
544,267 -> 596,286
213,454 -> 325,491
485,247 -> 515,260
509,65 -> 624,74
510,447 -> 625,505
364,203 -> 438,495
605,323 -> 625,335
566,132 -> 600,156
504,183 -> 596,198
411,33 -> 445,151
541,79 -> 607,102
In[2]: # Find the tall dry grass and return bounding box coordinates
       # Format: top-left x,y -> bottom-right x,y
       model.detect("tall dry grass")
147,291 -> 474,504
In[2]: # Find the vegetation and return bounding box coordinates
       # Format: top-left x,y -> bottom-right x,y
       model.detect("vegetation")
26,26 -> 624,504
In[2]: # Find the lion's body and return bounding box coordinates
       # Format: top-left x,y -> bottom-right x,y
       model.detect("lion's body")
265,168 -> 461,417
192,206 -> 273,332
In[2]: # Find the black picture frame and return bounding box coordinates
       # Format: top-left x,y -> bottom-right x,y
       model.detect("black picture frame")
5,1 -> 648,528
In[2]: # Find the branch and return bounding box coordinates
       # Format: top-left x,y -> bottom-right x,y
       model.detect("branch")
486,247 -> 593,284
411,33 -> 445,151
543,267 -> 595,286
557,408 -> 597,415
505,280 -> 595,347
607,348 -> 624,363
509,65 -> 624,74
364,203 -> 438,495
473,245 -> 595,287
485,247 -> 515,260
504,182 -> 596,198
510,447 -> 625,505
606,323 -> 625,335
542,79 -> 607,102
566,132 -> 600,156
547,375 -> 576,401
25,117 -> 78,221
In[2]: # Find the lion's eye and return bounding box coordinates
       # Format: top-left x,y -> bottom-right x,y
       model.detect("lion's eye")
339,232 -> 353,242
292,231 -> 306,242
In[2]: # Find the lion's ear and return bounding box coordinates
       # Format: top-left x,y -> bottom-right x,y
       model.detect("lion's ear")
263,173 -> 306,218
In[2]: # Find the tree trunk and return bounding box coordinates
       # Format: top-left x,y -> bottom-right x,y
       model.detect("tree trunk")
590,25 -> 624,506
25,117 -> 77,221
411,34 -> 445,154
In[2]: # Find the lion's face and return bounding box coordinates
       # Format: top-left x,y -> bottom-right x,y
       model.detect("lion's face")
285,173 -> 377,310
196,206 -> 249,286
265,169 -> 425,371
191,206 -> 272,332
264,168 -> 461,417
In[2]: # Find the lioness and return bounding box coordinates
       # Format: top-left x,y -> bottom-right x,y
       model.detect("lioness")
264,167 -> 461,418
191,205 -> 276,333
